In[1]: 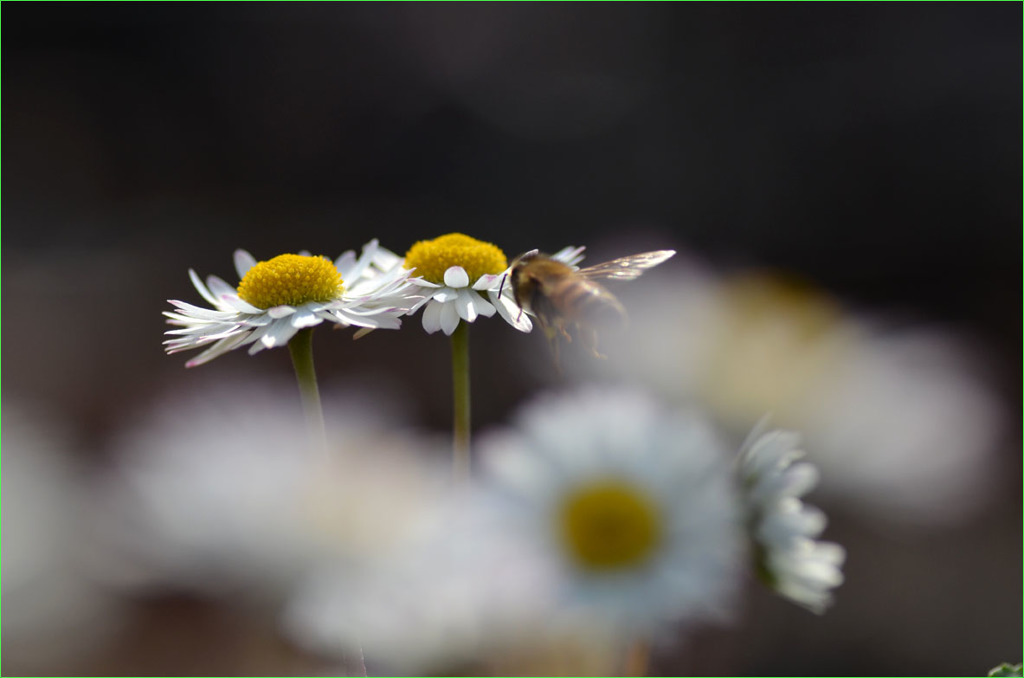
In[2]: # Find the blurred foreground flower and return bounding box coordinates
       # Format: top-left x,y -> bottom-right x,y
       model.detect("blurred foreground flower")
164,240 -> 418,366
579,261 -> 1006,526
738,426 -> 845,613
97,378 -> 446,601
287,488 -> 568,674
3,399 -> 124,673
287,388 -> 746,673
480,389 -> 745,637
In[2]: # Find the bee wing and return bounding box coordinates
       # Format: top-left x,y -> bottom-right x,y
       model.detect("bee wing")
576,250 -> 675,281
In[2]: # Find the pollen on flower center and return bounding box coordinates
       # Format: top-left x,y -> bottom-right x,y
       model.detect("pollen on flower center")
236,254 -> 344,309
404,233 -> 508,285
559,479 -> 663,572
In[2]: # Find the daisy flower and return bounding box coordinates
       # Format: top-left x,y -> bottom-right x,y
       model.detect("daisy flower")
737,425 -> 845,613
164,239 -> 419,366
478,388 -> 745,640
403,232 -> 584,335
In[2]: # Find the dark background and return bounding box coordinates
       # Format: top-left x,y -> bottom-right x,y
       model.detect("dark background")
3,3 -> 1021,675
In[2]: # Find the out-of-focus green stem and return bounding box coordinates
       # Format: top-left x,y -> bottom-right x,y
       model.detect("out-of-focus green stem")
287,328 -> 326,455
451,321 -> 471,480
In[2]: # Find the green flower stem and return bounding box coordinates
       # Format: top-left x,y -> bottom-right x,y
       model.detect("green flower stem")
451,321 -> 471,480
287,327 -> 327,455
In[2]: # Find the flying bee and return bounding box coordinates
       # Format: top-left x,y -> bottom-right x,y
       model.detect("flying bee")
501,248 -> 675,362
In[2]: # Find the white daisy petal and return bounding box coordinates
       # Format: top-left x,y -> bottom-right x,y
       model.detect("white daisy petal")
454,289 -> 495,323
372,246 -> 402,271
184,333 -> 251,367
738,428 -> 845,613
492,291 -> 533,332
188,269 -> 220,307
220,295 -> 265,314
454,289 -> 479,323
407,295 -> 433,313
334,250 -> 358,280
268,305 -> 297,319
166,300 -> 236,320
341,240 -> 378,284
422,299 -> 444,334
233,249 -> 258,279
439,301 -> 462,335
551,245 -> 586,267
290,310 -> 322,329
244,313 -> 274,327
206,275 -> 237,300
373,260 -> 414,287
433,288 -> 459,303
473,293 -> 497,318
164,322 -> 241,342
780,463 -> 821,499
444,266 -> 471,289
330,310 -> 401,331
473,272 -> 505,291
260,318 -> 300,349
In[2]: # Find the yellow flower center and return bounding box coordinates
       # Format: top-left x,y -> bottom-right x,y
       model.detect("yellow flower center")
404,233 -> 508,285
558,479 -> 662,572
236,254 -> 344,309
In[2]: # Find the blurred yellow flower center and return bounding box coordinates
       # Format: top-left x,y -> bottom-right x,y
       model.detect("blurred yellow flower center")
236,254 -> 344,309
722,273 -> 840,339
702,272 -> 850,428
559,480 -> 662,572
404,233 -> 508,285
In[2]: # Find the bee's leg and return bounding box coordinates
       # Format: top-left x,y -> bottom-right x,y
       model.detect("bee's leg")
557,319 -> 572,343
543,325 -> 563,371
580,326 -> 606,359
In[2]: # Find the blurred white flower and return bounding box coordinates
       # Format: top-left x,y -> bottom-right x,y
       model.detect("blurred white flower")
737,426 -> 845,613
97,377 -> 445,601
3,399 -> 123,672
403,232 -> 584,334
164,239 -> 419,366
480,388 -> 746,639
580,262 -> 1006,526
286,488 -> 571,674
